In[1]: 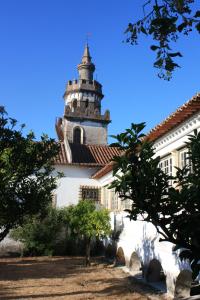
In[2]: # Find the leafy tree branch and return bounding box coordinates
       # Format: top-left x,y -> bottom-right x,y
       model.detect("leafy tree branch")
110,123 -> 200,278
0,107 -> 60,241
125,0 -> 200,80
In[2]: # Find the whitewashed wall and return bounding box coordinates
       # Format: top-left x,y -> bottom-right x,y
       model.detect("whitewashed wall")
53,165 -> 99,207
96,113 -> 200,297
111,211 -> 191,297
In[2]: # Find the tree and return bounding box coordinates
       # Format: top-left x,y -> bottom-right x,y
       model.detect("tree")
125,0 -> 200,80
110,123 -> 200,279
67,200 -> 111,266
0,107 -> 60,241
11,206 -> 65,256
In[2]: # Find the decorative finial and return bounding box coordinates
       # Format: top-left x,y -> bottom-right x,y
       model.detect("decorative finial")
86,32 -> 92,45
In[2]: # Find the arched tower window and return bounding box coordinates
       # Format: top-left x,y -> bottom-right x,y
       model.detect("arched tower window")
72,99 -> 77,112
85,99 -> 89,108
73,127 -> 81,144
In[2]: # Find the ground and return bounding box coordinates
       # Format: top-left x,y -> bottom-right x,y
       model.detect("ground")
0,256 -> 171,300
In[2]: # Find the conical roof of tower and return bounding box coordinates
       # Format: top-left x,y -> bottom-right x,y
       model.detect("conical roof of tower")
81,43 -> 91,64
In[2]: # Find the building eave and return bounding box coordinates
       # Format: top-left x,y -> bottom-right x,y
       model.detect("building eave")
147,92 -> 200,142
92,92 -> 200,180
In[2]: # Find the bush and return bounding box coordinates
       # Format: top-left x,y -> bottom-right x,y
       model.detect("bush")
11,206 -> 66,256
11,204 -> 110,258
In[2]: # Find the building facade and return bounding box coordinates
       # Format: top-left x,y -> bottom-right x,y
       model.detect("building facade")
52,45 -> 200,297
1,44 -> 199,298
92,93 -> 200,298
53,45 -> 120,207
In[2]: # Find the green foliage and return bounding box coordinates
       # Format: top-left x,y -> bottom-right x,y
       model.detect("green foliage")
11,203 -> 110,259
0,107 -> 60,241
110,123 -> 200,278
11,207 -> 67,256
68,200 -> 111,239
125,0 -> 200,80
68,200 -> 111,265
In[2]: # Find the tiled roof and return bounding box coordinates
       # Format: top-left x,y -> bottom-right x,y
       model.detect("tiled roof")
70,143 -> 120,166
54,142 -> 68,164
147,93 -> 200,142
92,92 -> 200,179
54,142 -> 121,167
92,161 -> 115,179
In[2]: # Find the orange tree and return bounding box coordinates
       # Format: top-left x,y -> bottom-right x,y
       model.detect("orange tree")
0,107 -> 60,241
110,123 -> 200,279
66,200 -> 111,266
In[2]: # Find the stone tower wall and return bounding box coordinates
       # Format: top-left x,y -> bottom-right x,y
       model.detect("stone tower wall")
64,119 -> 108,145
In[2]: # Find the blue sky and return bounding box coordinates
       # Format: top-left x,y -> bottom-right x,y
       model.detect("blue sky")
0,0 -> 199,142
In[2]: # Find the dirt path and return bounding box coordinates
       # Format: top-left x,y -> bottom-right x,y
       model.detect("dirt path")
0,256 -> 170,300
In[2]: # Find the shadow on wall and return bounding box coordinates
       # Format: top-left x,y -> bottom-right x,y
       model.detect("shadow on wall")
174,270 -> 192,298
133,223 -> 157,275
114,219 -> 200,297
146,259 -> 165,282
175,252 -> 200,296
125,223 -> 167,293
129,251 -> 143,279
115,247 -> 126,266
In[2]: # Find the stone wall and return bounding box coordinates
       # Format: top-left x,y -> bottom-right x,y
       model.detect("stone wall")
64,118 -> 108,145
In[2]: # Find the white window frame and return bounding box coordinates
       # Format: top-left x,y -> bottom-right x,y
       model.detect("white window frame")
179,148 -> 192,173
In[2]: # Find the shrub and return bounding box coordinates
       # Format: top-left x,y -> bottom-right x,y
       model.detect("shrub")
11,206 -> 66,256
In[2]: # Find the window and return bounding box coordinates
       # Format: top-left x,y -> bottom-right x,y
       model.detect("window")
72,99 -> 77,112
94,108 -> 99,116
121,199 -> 131,210
180,150 -> 187,169
73,127 -> 81,144
85,99 -> 89,108
159,156 -> 173,186
110,189 -> 118,211
159,156 -> 172,176
81,186 -> 99,202
179,149 -> 192,173
102,187 -> 109,209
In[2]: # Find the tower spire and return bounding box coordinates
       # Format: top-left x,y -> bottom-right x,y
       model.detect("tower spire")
78,44 -> 95,80
81,43 -> 91,64
58,44 -> 111,146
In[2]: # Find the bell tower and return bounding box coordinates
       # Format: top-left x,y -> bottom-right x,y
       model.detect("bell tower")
56,44 -> 111,146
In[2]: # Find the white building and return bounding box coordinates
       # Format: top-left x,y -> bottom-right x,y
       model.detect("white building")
53,44 -> 120,207
91,93 -> 200,298
1,44 -> 199,298
52,45 -> 200,297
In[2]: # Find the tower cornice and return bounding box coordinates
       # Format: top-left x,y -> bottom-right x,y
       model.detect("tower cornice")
63,79 -> 103,100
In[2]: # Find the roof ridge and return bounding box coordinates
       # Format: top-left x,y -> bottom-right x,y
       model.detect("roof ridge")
147,92 -> 200,139
86,144 -> 118,148
69,142 -> 117,148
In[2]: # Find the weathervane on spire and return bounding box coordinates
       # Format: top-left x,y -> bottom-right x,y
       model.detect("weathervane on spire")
86,33 -> 92,45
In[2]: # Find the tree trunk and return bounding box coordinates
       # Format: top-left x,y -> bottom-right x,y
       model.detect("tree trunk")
85,236 -> 91,267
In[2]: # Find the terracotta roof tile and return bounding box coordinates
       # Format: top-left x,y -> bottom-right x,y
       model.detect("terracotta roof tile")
54,142 -> 68,164
54,142 -> 121,167
92,92 -> 200,179
147,93 -> 200,142
70,143 -> 120,165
